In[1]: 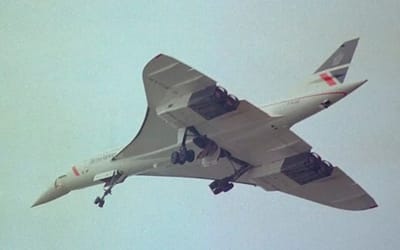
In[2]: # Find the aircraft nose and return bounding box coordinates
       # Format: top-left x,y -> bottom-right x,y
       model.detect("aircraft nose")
31,185 -> 70,208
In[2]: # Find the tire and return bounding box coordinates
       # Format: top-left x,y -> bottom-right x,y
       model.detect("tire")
171,151 -> 180,164
178,150 -> 187,165
223,183 -> 234,192
209,180 -> 220,190
185,150 -> 195,163
212,187 -> 223,195
179,157 -> 186,165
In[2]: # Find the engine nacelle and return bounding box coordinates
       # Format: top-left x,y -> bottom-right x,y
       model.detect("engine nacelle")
156,85 -> 240,128
281,152 -> 334,185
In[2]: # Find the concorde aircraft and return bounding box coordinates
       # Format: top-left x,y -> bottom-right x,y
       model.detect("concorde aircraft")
32,38 -> 377,210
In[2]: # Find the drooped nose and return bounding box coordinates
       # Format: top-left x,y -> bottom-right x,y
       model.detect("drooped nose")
31,185 -> 70,207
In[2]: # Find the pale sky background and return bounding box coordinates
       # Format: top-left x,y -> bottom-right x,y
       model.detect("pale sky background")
1,1 -> 400,249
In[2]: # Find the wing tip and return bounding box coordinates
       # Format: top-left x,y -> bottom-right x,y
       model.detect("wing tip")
153,53 -> 164,60
368,203 -> 378,209
344,37 -> 360,44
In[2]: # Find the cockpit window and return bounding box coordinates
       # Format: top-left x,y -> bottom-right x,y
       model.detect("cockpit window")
54,175 -> 67,188
57,175 -> 67,179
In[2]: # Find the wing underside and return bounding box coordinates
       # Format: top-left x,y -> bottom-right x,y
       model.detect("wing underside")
280,167 -> 378,210
112,108 -> 178,160
251,153 -> 377,210
115,53 -> 377,211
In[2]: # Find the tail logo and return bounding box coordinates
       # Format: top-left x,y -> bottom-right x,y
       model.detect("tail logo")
313,38 -> 359,87
320,73 -> 337,86
319,66 -> 349,86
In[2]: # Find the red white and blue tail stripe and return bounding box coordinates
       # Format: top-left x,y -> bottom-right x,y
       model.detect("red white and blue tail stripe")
313,38 -> 359,87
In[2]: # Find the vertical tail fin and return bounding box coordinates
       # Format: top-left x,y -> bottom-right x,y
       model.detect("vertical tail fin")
314,38 -> 359,84
293,38 -> 360,95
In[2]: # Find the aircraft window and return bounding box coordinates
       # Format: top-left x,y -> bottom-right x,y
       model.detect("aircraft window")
54,175 -> 67,188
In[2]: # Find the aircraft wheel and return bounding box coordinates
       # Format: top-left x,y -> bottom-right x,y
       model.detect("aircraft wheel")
98,200 -> 105,208
212,186 -> 223,195
209,180 -> 221,190
94,196 -> 101,205
178,150 -> 187,165
171,151 -> 180,164
179,158 -> 186,165
222,183 -> 234,192
185,150 -> 195,163
209,180 -> 227,195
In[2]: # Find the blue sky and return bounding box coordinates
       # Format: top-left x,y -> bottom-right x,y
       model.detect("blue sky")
1,1 -> 400,249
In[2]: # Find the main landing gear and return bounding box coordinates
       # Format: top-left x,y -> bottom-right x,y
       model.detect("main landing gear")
94,170 -> 123,208
170,127 -> 199,165
170,126 -> 254,195
209,156 -> 253,195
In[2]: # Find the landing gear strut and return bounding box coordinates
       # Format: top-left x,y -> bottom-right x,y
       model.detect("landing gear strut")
94,171 -> 123,208
94,188 -> 110,208
170,126 -> 254,195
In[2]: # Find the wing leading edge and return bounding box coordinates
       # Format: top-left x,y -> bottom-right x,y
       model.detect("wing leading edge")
142,54 -> 217,109
113,54 -> 218,160
112,108 -> 178,160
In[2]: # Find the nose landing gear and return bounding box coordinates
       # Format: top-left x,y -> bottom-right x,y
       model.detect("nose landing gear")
94,170 -> 124,208
94,188 -> 111,208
